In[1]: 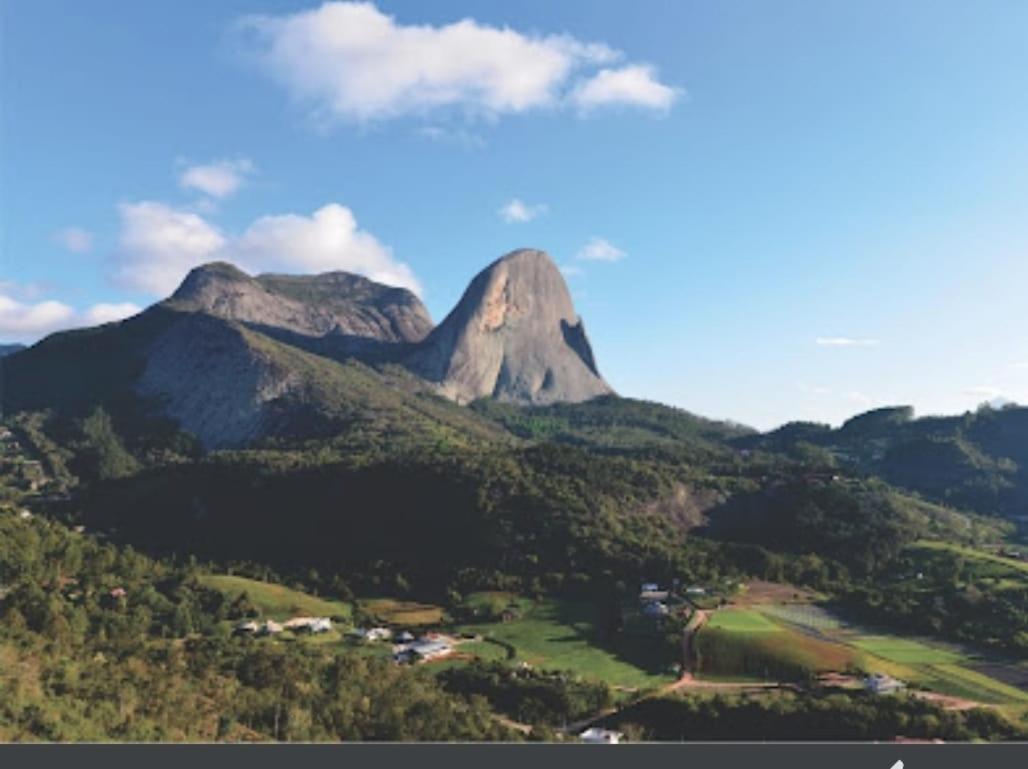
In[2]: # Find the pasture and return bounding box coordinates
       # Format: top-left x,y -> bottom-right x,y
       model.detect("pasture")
198,574 -> 352,621
457,598 -> 674,690
851,636 -> 961,665
706,609 -> 780,633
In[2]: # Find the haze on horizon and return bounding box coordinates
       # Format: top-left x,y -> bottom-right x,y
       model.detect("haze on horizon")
2,0 -> 1027,431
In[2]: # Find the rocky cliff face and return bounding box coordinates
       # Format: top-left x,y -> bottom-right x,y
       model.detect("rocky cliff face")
406,249 -> 613,405
167,262 -> 433,347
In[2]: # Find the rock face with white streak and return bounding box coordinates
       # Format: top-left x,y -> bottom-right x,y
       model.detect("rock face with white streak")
406,249 -> 613,404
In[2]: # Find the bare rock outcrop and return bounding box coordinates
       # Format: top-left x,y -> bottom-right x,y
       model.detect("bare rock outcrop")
406,249 -> 613,405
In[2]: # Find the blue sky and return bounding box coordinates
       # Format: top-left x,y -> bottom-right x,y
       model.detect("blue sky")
2,0 -> 1027,429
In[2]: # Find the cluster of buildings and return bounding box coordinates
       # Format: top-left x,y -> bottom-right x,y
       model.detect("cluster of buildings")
392,634 -> 454,664
235,616 -> 333,637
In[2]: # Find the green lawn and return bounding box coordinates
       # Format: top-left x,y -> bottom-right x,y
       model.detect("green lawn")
198,574 -> 352,621
706,609 -> 781,633
851,636 -> 961,665
458,598 -> 674,689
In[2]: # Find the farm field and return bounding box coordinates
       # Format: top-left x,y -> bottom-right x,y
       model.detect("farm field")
696,604 -> 1028,709
705,609 -> 779,633
851,636 -> 961,665
458,598 -> 674,690
198,574 -> 352,621
361,598 -> 446,626
696,609 -> 861,682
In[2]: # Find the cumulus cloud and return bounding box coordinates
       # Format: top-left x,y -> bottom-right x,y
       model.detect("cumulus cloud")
498,198 -> 546,223
571,65 -> 679,111
53,227 -> 94,254
0,290 -> 140,342
816,337 -> 880,348
113,200 -> 420,297
233,203 -> 421,293
235,1 -> 676,123
82,302 -> 143,326
179,158 -> 255,199
0,294 -> 75,339
115,202 -> 228,296
576,237 -> 626,262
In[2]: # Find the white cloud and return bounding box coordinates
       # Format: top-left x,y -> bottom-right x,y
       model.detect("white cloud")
816,337 -> 880,348
1012,361 -> 1028,371
233,203 -> 421,294
82,302 -> 142,326
53,227 -> 94,254
571,65 -> 679,111
498,198 -> 546,223
113,200 -> 420,297
179,158 -> 255,199
576,237 -> 626,262
236,1 -> 675,123
115,201 -> 228,295
0,294 -> 75,339
0,290 -> 140,342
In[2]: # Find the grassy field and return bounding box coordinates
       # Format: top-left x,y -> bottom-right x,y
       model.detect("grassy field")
696,610 -> 862,682
912,540 -> 1028,575
458,598 -> 674,690
706,609 -> 780,632
361,598 -> 446,626
198,574 -> 352,621
851,636 -> 962,665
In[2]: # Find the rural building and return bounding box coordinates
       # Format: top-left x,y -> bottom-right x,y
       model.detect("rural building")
283,616 -> 332,633
579,728 -> 623,744
864,673 -> 905,695
394,638 -> 453,663
396,631 -> 415,642
258,620 -> 283,636
686,586 -> 707,596
353,626 -> 392,642
234,621 -> 259,636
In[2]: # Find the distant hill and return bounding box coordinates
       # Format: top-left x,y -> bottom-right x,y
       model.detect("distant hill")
0,343 -> 25,358
739,404 -> 1028,523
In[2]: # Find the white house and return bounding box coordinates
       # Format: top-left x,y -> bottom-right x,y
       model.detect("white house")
309,617 -> 332,633
234,620 -> 259,635
352,626 -> 392,642
283,616 -> 332,633
404,638 -> 452,662
864,673 -> 905,695
579,728 -> 623,744
257,620 -> 283,636
640,582 -> 660,593
685,586 -> 707,596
